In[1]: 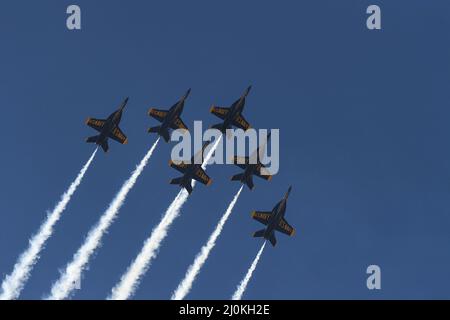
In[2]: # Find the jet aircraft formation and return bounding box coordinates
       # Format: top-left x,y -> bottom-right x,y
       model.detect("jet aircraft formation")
85,87 -> 295,246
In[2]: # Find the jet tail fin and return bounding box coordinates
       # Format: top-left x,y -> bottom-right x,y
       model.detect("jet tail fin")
86,135 -> 108,152
184,183 -> 193,194
161,130 -> 170,142
231,173 -> 254,190
269,233 -> 277,246
245,175 -> 254,190
170,177 -> 193,194
100,140 -> 109,153
253,229 -> 265,238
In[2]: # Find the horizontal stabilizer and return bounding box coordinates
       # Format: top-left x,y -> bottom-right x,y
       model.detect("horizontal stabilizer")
86,135 -> 98,143
148,126 -> 170,142
231,173 -> 244,182
210,123 -> 224,133
169,177 -> 183,185
148,126 -> 160,133
253,229 -> 265,238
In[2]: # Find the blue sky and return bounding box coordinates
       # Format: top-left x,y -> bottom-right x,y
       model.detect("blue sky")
1,0 -> 450,299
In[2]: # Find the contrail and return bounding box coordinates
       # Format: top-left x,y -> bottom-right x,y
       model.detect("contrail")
231,241 -> 267,300
108,188 -> 188,300
109,137 -> 222,300
46,138 -> 160,300
0,149 -> 98,300
171,185 -> 244,300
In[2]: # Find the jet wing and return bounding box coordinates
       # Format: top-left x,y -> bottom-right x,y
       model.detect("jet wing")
170,117 -> 188,131
210,106 -> 230,120
109,126 -> 128,144
275,218 -> 295,236
169,160 -> 189,173
233,114 -> 251,131
232,156 -> 249,169
255,165 -> 272,181
251,211 -> 272,225
193,167 -> 212,186
86,118 -> 106,132
148,108 -> 168,122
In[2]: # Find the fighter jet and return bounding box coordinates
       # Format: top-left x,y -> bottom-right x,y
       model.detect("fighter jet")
210,86 -> 252,133
85,97 -> 129,153
169,141 -> 213,194
231,132 -> 272,190
252,186 -> 295,246
148,89 -> 190,142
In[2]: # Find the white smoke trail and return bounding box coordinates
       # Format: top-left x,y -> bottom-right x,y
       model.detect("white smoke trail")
109,137 -> 222,300
0,148 -> 98,300
171,185 -> 244,300
108,188 -> 188,300
231,241 -> 267,300
46,139 -> 160,300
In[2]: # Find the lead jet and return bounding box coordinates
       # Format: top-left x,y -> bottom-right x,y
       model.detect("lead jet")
85,97 -> 129,153
231,132 -> 272,190
148,89 -> 190,142
252,186 -> 295,246
210,86 -> 252,133
169,141 -> 213,194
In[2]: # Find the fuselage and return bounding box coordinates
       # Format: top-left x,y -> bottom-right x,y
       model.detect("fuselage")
161,101 -> 184,131
239,162 -> 260,183
180,162 -> 201,186
263,197 -> 287,239
96,109 -> 122,144
238,140 -> 266,184
221,97 -> 245,130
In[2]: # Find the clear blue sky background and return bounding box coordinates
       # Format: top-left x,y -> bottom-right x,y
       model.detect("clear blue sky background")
1,0 -> 450,299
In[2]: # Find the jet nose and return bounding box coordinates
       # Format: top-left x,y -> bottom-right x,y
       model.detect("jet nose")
245,85 -> 252,96
184,88 -> 191,99
119,97 -> 129,111
285,186 -> 292,199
